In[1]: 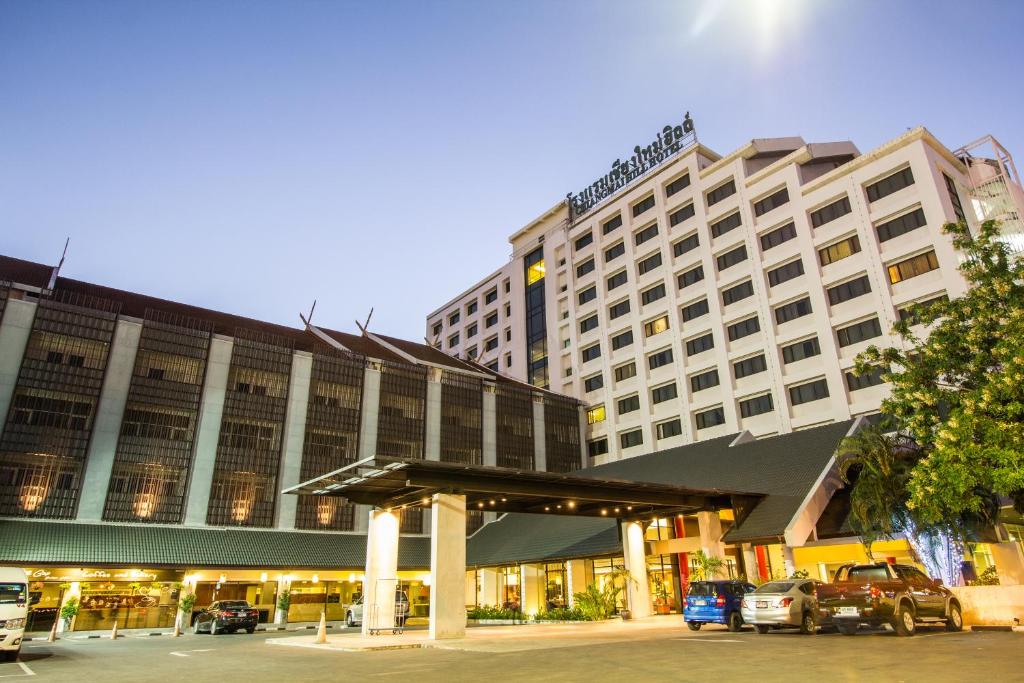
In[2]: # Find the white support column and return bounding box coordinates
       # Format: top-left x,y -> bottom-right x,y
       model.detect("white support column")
741,543 -> 759,582
276,351 -> 312,530
577,405 -> 588,470
357,363 -> 381,462
566,559 -> 586,609
782,545 -> 797,578
621,520 -> 651,618
429,493 -> 467,639
478,567 -> 499,607
55,581 -> 82,633
532,398 -> 546,472
77,319 -> 142,521
697,511 -> 727,564
425,370 -> 442,462
0,298 -> 36,432
184,336 -> 233,526
362,508 -> 400,636
482,385 -> 496,467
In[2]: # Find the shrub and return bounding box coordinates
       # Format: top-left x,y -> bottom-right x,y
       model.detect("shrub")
534,607 -> 587,621
969,566 -> 1000,586
466,605 -> 522,620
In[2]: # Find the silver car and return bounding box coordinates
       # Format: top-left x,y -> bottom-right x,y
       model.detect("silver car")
740,579 -> 819,635
345,590 -> 410,628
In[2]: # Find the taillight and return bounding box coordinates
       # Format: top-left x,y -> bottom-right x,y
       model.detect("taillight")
741,599 -> 748,608
869,586 -> 882,600
715,594 -> 726,607
778,597 -> 793,608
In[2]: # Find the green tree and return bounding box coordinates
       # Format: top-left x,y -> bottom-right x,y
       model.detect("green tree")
689,550 -> 725,581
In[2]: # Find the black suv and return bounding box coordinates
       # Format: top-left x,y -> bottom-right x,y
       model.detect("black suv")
192,600 -> 259,635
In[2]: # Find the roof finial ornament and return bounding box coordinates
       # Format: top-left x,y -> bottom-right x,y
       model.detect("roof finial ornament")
299,299 -> 317,327
355,307 -> 374,335
45,237 -> 70,294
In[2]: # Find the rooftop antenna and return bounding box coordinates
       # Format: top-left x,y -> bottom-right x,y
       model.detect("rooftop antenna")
46,237 -> 69,293
299,299 -> 317,327
355,307 -> 374,335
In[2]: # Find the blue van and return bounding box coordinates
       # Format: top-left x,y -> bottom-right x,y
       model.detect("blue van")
684,580 -> 756,632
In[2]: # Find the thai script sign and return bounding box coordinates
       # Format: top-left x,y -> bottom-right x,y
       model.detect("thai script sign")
567,113 -> 696,221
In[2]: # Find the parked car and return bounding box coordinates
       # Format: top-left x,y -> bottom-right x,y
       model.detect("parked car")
192,600 -> 259,634
740,579 -> 821,635
683,580 -> 756,632
345,590 -> 411,627
817,563 -> 963,636
0,568 -> 28,662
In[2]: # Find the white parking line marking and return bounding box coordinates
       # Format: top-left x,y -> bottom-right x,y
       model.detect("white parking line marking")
0,662 -> 35,678
169,648 -> 215,657
671,638 -> 743,643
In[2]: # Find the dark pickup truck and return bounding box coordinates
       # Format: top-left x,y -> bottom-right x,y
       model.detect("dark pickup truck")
817,563 -> 963,636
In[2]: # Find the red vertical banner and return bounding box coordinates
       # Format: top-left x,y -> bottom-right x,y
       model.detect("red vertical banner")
755,545 -> 769,581
673,516 -> 689,589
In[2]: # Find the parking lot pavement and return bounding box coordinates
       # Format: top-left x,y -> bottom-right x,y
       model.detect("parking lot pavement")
4,623 -> 1022,682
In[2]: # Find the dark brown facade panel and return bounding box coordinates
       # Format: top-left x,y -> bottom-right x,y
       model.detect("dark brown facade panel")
495,383 -> 535,470
439,371 -> 482,466
375,360 -> 427,462
544,395 -> 583,474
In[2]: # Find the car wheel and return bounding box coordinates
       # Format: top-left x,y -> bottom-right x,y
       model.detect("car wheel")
893,604 -> 917,637
686,621 -> 702,631
727,611 -> 743,632
755,624 -> 770,635
246,627 -> 256,634
3,649 -> 19,662
836,622 -> 858,636
800,611 -> 816,635
192,621 -> 203,634
945,603 -> 963,632
346,612 -> 355,628
210,620 -> 219,635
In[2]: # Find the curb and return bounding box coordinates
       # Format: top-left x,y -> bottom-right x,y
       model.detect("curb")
970,625 -> 1014,632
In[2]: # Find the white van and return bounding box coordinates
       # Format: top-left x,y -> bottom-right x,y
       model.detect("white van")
0,568 -> 28,662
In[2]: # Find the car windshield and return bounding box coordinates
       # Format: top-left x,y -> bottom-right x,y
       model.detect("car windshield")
847,566 -> 890,582
755,581 -> 794,594
0,583 -> 26,605
219,601 -> 250,609
686,582 -> 718,596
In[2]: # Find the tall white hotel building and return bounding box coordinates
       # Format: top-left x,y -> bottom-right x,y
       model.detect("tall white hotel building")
427,120 -> 1024,464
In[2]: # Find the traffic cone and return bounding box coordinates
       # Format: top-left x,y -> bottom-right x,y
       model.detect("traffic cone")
110,620 -> 118,640
315,611 -> 327,644
47,620 -> 57,642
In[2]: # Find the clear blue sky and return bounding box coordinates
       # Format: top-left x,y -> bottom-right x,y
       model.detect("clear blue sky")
2,0 -> 1021,339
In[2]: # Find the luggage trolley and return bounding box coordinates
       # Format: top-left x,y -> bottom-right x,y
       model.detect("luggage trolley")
366,578 -> 406,635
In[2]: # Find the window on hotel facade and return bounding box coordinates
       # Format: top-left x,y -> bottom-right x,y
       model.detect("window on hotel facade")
727,316 -> 760,341
609,299 -> 631,319
866,166 -> 915,202
710,212 -> 742,239
782,337 -> 821,364
673,232 -> 699,257
722,280 -> 754,306
432,322 -> 442,336
707,179 -> 736,206
641,283 -> 666,306
486,312 -> 498,328
774,297 -> 812,324
578,286 -> 597,305
605,241 -> 626,263
449,311 -> 460,325
888,251 -> 939,284
611,329 -> 634,351
648,347 -> 674,369
695,406 -> 725,430
753,187 -> 790,217
810,196 -> 852,228
614,362 -> 637,382
580,314 -> 599,334
767,259 -> 804,286
846,367 -> 886,392
588,437 -> 609,457
633,195 -> 656,217
603,214 -> 623,234
739,393 -> 774,418
789,378 -> 830,405
827,275 -> 872,306
876,208 -> 926,242
468,301 -> 479,316
652,382 -> 678,404
670,203 -> 696,228
760,222 -> 797,251
575,231 -> 594,251
819,235 -> 861,266
637,252 -> 663,275
678,264 -> 705,289
690,368 -> 720,393
576,258 -> 595,278
467,323 -> 478,338
733,353 -> 767,379
635,224 -> 659,246
448,333 -> 459,348
716,245 -> 747,272
836,317 -> 882,347
485,288 -> 498,304
681,298 -> 709,322
582,343 -> 601,363
484,336 -> 498,352
943,174 -> 967,224
656,418 -> 683,439
620,429 -> 643,449
644,315 -> 669,338
897,293 -> 949,324
607,270 -> 628,291
617,394 -> 640,415
584,374 -> 604,392
666,173 -> 691,197
686,333 -> 714,357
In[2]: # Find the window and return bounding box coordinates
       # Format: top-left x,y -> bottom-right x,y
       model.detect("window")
767,259 -> 804,286
716,245 -> 748,271
656,418 -> 683,439
633,195 -> 656,217
620,429 -> 643,449
710,212 -> 742,238
866,166 -> 915,202
576,258 -> 596,277
644,315 -> 669,337
695,406 -> 725,430
582,344 -> 601,363
681,298 -> 709,322
789,378 -> 830,405
652,382 -> 678,404
485,289 -> 498,304
608,270 -> 628,291
827,275 -> 872,305
526,257 -> 545,285
586,405 -> 606,424
611,329 -> 634,350
578,286 -> 597,305
686,333 -> 714,357
943,173 -> 966,224
506,353 -> 512,368
673,231 -> 699,256
739,393 -> 773,418
760,222 -> 797,250
836,317 -> 882,347
635,224 -> 659,246
467,323 -> 478,338
846,367 -> 885,391
810,196 -> 852,228
614,362 -> 637,382
609,299 -> 631,319
587,437 -> 609,457
637,252 -> 663,275
449,311 -> 460,325
666,173 -> 691,197
774,297 -> 812,324
575,231 -> 594,251
678,265 -> 705,288
602,214 -> 623,234
887,251 -> 939,284
605,242 -> 625,262
617,394 -> 640,415
648,347 -> 674,369
753,187 -> 789,216
505,303 -> 511,317
722,280 -> 754,306
432,322 -> 442,336
819,235 -> 861,266
897,294 -> 949,324
579,315 -> 599,334
467,301 -> 478,315
504,280 -> 511,293
448,333 -> 459,348
641,283 -> 666,305
727,316 -> 760,341
876,207 -> 926,242
690,368 -> 720,392
707,179 -> 736,206
733,354 -> 767,379
485,336 -> 498,351
782,337 -> 821,364
670,203 -> 696,227
584,374 -> 604,392
505,328 -> 512,341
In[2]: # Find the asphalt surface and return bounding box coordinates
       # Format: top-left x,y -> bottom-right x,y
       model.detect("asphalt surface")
4,623 -> 1022,682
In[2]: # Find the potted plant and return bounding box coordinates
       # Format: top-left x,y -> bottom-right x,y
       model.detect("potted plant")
60,596 -> 80,631
178,590 -> 196,632
276,589 -> 291,625
653,581 -> 672,615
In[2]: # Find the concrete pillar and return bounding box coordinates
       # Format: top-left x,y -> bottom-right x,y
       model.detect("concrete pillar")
425,374 -> 442,462
276,352 -> 312,530
77,319 -> 142,521
741,544 -> 759,583
184,336 -> 233,525
362,508 -> 400,636
522,563 -> 544,616
0,298 -> 36,433
566,559 -> 586,608
353,504 -> 370,533
782,545 -> 797,578
429,493 -> 467,639
621,520 -> 652,618
532,398 -> 546,472
697,511 -> 726,562
577,406 -> 588,470
991,542 -> 1024,585
357,364 -> 381,462
55,581 -> 81,633
479,568 -> 499,606
482,386 -> 496,467
273,575 -> 292,625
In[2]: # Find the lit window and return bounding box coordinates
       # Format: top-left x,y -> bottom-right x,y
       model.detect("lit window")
587,405 -> 606,424
526,258 -> 546,284
644,315 -> 669,338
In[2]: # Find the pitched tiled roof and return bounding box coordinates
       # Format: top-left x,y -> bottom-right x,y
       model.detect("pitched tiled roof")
0,255 -> 53,289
